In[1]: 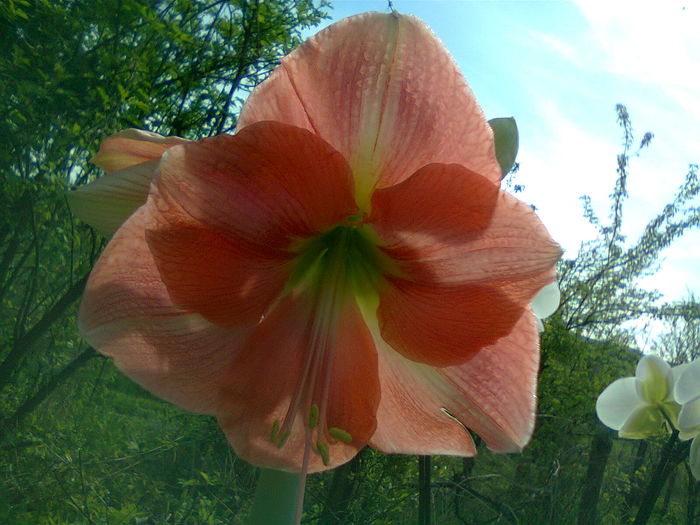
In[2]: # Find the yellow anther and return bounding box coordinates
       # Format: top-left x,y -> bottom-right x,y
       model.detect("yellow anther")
316,441 -> 330,466
270,420 -> 281,442
329,427 -> 353,444
276,430 -> 291,449
308,404 -> 319,429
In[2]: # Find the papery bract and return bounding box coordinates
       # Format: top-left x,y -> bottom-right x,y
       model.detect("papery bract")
74,12 -> 561,473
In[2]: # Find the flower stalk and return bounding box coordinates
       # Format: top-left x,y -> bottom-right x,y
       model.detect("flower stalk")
249,468 -> 303,525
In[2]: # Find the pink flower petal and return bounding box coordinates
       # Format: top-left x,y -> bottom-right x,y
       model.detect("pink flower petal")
91,129 -> 189,172
152,121 -> 357,249
370,334 -> 477,456
237,13 -> 501,196
79,206 -> 245,414
218,293 -> 380,473
371,310 -> 539,454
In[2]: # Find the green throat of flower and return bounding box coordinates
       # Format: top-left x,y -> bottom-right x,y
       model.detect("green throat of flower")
270,221 -> 390,466
287,220 -> 391,304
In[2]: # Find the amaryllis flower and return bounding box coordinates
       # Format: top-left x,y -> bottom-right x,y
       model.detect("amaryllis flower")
596,355 -> 681,439
74,12 -> 561,474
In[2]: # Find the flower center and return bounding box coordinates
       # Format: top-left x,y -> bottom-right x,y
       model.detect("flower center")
270,222 -> 390,465
287,221 -> 390,302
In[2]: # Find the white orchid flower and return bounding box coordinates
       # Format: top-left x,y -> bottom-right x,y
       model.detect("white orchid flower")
596,355 -> 681,439
674,359 -> 700,480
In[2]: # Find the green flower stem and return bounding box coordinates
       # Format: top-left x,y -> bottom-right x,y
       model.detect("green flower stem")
633,430 -> 679,525
248,468 -> 303,525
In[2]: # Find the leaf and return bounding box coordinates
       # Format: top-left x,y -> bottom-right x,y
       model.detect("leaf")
488,117 -> 519,178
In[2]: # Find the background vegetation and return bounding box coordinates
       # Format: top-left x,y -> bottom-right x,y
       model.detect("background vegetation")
1,1 -> 699,523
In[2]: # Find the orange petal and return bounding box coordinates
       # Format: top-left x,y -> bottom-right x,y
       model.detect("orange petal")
370,163 -> 559,366
237,13 -> 501,195
372,311 -> 539,455
68,160 -> 155,236
218,293 -> 380,473
91,129 -> 189,172
79,206 -> 246,414
151,121 -> 357,249
370,163 -> 562,288
378,278 -> 525,367
145,220 -> 291,327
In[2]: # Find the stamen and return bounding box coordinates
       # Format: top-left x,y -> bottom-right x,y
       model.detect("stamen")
272,225 -> 384,467
316,441 -> 330,466
275,430 -> 291,449
270,420 -> 281,442
328,427 -> 353,444
308,404 -> 319,429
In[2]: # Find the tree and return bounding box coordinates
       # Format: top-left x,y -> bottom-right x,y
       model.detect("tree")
557,105 -> 700,340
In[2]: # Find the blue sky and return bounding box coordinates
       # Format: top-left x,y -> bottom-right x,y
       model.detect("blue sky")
309,0 -> 700,307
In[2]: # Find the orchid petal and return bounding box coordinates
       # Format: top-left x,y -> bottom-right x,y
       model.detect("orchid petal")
618,405 -> 664,439
680,429 -> 698,441
218,294 -> 380,473
531,281 -> 561,320
535,316 -> 545,333
79,206 -> 244,414
370,163 -> 561,289
237,13 -> 501,197
679,397 -> 700,434
370,310 -> 539,454
68,160 -> 155,236
691,437 -> 700,480
635,355 -> 671,404
152,121 -> 356,249
670,362 -> 690,399
596,377 -> 640,430
675,359 -> 700,405
91,128 -> 189,172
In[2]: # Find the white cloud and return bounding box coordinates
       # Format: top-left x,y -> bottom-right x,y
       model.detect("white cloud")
573,1 -> 700,88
